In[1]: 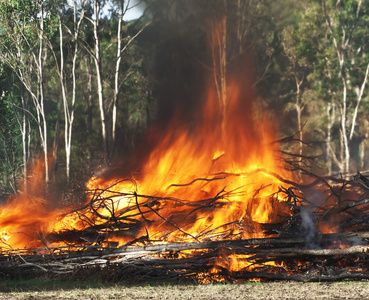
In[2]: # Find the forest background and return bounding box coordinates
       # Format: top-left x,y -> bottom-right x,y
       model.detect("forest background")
1,0 -> 369,202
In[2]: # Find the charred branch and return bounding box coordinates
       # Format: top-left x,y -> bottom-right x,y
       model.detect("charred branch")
1,232 -> 369,282
2,170 -> 369,282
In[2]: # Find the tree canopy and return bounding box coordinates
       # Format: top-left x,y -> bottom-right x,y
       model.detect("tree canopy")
1,0 -> 369,201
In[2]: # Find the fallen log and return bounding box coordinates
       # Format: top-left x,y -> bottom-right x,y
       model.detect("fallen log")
3,231 -> 369,262
1,231 -> 369,282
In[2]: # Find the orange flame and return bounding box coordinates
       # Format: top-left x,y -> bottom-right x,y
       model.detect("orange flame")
0,76 -> 293,252
0,157 -> 66,249
52,77 -> 292,246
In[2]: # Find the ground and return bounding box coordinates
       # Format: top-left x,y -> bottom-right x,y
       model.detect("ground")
0,280 -> 368,299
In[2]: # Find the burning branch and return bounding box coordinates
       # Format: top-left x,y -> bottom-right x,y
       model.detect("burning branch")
2,232 -> 369,281
3,152 -> 369,283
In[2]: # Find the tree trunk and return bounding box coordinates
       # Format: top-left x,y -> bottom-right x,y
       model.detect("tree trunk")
360,120 -> 369,170
20,83 -> 28,192
111,0 -> 124,161
38,0 -> 49,184
295,74 -> 304,165
340,84 -> 350,174
326,103 -> 333,175
211,13 -> 227,134
84,55 -> 94,162
59,1 -> 84,182
322,0 -> 351,174
349,62 -> 369,141
93,0 -> 109,163
59,13 -> 70,181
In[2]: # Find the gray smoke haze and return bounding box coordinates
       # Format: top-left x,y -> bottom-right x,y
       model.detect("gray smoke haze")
300,206 -> 316,242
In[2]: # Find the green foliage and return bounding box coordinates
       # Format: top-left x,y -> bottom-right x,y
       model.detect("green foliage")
0,0 -> 56,47
277,0 -> 369,172
1,0 -> 369,196
0,69 -> 23,199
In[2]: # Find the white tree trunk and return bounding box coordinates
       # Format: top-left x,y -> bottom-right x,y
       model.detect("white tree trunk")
349,62 -> 369,141
38,0 -> 49,183
111,2 -> 150,160
360,121 -> 369,170
112,0 -> 124,160
326,103 -> 333,175
59,14 -> 70,181
341,81 -> 350,174
295,75 -> 304,160
94,0 -> 108,162
21,84 -> 28,192
322,0 -> 366,174
211,14 -> 227,133
59,1 -> 84,181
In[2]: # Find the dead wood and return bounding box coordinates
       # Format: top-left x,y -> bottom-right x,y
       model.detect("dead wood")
353,171 -> 369,189
1,230 -> 369,282
2,169 -> 369,282
3,232 -> 369,262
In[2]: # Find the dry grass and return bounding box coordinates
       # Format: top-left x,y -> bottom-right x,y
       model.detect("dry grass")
0,279 -> 368,299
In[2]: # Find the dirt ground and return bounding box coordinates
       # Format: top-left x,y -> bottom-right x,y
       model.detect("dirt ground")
1,281 -> 369,299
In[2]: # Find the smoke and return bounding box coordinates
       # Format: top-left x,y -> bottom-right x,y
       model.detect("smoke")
106,2 -> 271,178
300,206 -> 317,243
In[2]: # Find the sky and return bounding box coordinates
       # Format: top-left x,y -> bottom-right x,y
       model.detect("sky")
67,0 -> 145,21
123,0 -> 146,21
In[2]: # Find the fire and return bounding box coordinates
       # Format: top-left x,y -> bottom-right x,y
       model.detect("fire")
0,75 -> 294,268
0,158 -> 65,250
52,78 -> 293,246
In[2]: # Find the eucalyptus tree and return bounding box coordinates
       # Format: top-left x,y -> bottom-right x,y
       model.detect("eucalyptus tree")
56,0 -> 87,182
296,0 -> 369,174
279,23 -> 313,170
110,0 -> 150,160
0,0 -> 59,184
0,68 -> 23,197
92,0 -> 109,162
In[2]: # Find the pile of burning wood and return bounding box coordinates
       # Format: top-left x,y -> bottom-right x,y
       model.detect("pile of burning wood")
1,170 -> 369,283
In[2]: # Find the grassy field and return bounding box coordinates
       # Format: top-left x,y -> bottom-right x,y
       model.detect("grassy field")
0,279 -> 368,299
